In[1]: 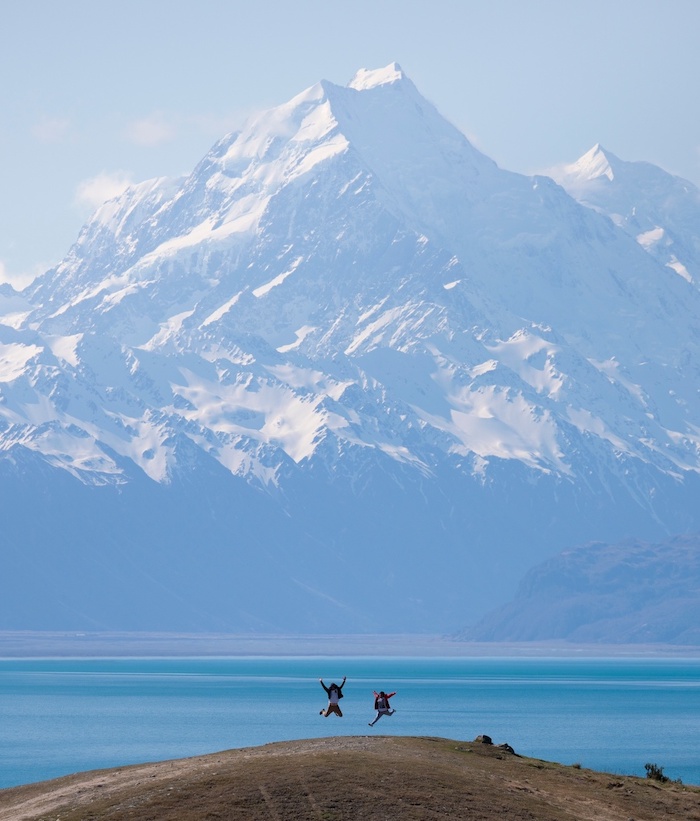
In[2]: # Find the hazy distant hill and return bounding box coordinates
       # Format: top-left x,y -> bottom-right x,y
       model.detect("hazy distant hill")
463,534 -> 700,643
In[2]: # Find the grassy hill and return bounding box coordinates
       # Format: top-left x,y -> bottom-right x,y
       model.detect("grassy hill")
1,736 -> 698,820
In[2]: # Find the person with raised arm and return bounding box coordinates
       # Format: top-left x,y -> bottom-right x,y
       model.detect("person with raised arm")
368,689 -> 396,726
319,676 -> 346,717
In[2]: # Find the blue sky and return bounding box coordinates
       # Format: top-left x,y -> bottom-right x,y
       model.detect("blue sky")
1,0 -> 698,288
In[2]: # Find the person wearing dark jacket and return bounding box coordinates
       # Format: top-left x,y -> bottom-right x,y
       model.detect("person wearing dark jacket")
368,690 -> 396,726
319,676 -> 346,717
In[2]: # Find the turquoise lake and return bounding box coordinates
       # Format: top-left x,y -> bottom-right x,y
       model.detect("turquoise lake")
1,656 -> 699,789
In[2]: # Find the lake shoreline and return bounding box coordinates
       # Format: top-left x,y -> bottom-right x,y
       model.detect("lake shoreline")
2,630 -> 700,658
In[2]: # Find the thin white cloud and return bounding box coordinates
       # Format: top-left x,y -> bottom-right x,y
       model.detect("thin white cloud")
190,110 -> 249,138
0,259 -> 41,290
31,116 -> 71,143
124,112 -> 176,147
75,170 -> 134,210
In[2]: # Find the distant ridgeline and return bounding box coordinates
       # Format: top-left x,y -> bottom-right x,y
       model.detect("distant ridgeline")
462,534 -> 700,644
2,63 -> 700,635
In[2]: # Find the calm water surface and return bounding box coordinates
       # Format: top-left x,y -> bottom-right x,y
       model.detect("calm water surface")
1,656 -> 699,789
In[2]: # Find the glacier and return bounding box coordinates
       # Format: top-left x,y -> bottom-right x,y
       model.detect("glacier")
2,63 -> 700,635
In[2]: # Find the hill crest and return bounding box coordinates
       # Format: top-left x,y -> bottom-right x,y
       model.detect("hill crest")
1,735 -> 696,821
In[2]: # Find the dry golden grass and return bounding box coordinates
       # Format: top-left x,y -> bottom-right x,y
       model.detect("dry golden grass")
1,736 -> 698,821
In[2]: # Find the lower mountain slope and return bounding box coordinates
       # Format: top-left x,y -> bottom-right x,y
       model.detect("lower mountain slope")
4,440 -> 698,633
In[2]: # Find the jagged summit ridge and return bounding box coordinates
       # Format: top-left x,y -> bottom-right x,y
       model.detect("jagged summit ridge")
348,61 -> 406,90
27,63 -> 494,330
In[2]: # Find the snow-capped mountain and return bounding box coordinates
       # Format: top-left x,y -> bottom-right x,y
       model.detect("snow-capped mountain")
2,63 -> 700,635
548,144 -> 700,285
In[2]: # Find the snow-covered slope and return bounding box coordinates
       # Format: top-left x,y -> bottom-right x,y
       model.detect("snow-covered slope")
3,64 -> 700,634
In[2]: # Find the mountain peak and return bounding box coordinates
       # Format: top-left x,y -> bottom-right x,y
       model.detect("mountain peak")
545,144 -> 621,193
568,143 -> 619,183
348,61 -> 405,91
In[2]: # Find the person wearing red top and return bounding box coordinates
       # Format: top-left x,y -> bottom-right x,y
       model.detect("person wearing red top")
368,689 -> 396,726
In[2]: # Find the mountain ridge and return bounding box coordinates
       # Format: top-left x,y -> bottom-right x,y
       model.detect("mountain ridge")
2,64 -> 700,634
548,143 -> 700,285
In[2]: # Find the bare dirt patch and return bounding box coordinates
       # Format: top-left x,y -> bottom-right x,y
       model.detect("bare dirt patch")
1,736 -> 698,821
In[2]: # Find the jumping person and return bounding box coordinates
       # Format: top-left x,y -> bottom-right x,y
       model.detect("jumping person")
368,690 -> 396,726
319,676 -> 346,717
